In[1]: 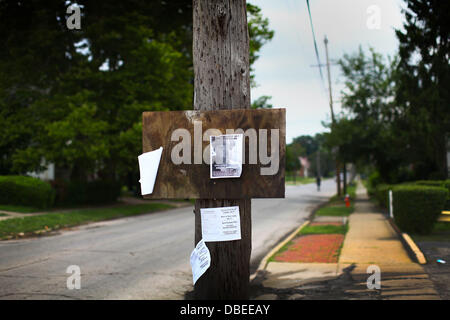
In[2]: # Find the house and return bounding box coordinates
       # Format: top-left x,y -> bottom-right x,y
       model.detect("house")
299,156 -> 310,177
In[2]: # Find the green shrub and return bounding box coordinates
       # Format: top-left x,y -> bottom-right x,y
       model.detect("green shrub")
84,180 -> 122,204
374,184 -> 393,208
393,185 -> 447,235
347,182 -> 357,199
415,180 -> 444,187
414,180 -> 450,210
444,180 -> 450,190
0,175 -> 55,209
52,179 -> 122,206
367,171 -> 381,195
445,180 -> 450,209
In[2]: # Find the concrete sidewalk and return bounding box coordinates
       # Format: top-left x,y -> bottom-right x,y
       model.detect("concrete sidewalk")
250,182 -> 441,300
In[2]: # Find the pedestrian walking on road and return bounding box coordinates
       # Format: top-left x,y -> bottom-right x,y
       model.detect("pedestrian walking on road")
316,175 -> 321,191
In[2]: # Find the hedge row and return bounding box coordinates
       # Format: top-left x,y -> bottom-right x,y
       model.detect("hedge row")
51,179 -> 122,206
374,182 -> 448,234
414,180 -> 450,209
0,175 -> 55,209
393,185 -> 447,234
0,176 -> 123,210
374,184 -> 392,209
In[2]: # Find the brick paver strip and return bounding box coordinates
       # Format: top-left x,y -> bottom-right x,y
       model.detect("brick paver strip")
275,234 -> 345,263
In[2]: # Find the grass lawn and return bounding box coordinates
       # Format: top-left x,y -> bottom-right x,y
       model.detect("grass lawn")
346,183 -> 357,199
328,182 -> 357,202
0,213 -> 8,217
285,176 -> 315,186
412,222 -> 450,242
0,203 -> 174,240
315,205 -> 354,217
0,204 -> 41,213
299,224 -> 348,235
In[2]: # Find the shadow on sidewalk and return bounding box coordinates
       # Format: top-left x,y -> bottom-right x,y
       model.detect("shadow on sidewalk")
250,264 -> 380,300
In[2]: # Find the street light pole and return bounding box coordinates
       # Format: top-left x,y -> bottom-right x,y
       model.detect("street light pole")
324,35 -> 341,196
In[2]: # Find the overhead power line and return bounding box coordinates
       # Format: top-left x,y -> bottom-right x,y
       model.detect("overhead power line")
305,0 -> 325,87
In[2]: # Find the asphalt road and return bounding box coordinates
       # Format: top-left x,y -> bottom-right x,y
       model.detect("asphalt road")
0,180 -> 335,300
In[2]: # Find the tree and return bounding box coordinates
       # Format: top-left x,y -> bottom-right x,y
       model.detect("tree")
309,133 -> 334,178
395,0 -> 449,179
333,47 -> 406,182
285,143 -> 303,173
247,3 -> 274,86
0,1 -> 193,180
251,95 -> 273,109
285,134 -> 334,178
328,1 -> 449,183
291,135 -> 320,156
0,1 -> 274,188
0,0 -> 78,174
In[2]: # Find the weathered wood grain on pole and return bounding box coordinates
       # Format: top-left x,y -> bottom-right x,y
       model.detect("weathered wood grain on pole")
193,0 -> 251,299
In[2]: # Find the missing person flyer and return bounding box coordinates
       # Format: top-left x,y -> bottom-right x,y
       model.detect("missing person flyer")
210,134 -> 243,179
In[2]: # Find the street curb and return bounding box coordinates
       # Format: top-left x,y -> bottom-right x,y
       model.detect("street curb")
387,217 -> 427,265
402,233 -> 427,264
253,220 -> 310,273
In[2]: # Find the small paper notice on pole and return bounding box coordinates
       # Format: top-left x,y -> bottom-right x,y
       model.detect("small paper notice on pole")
190,239 -> 211,285
210,134 -> 243,179
138,147 -> 163,195
201,206 -> 241,242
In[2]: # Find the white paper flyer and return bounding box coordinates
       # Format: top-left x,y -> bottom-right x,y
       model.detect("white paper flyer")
210,134 -> 243,179
200,206 -> 241,242
190,239 -> 211,285
138,147 -> 163,195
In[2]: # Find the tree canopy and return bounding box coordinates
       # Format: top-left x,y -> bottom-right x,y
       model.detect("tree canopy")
286,134 -> 334,177
0,1 -> 275,188
395,0 -> 449,179
327,0 -> 449,183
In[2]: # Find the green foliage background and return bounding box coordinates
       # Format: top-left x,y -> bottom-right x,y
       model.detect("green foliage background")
0,1 -> 274,193
326,0 -> 449,183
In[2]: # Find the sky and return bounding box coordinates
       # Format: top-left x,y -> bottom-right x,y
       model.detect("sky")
250,0 -> 406,143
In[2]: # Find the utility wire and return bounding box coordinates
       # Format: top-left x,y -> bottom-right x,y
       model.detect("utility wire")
305,0 -> 326,90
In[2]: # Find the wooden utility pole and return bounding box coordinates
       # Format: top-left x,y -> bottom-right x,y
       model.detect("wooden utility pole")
324,35 -> 341,196
343,163 -> 347,195
316,148 -> 321,178
192,0 -> 251,299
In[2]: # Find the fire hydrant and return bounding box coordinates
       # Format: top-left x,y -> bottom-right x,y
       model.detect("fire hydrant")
345,194 -> 350,208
